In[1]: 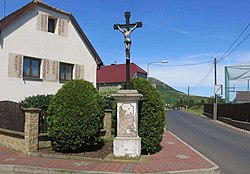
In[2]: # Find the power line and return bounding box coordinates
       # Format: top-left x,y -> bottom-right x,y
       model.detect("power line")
218,32 -> 250,63
218,23 -> 250,63
190,66 -> 214,92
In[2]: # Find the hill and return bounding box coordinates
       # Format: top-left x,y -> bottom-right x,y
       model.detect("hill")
148,77 -> 182,93
149,77 -> 211,108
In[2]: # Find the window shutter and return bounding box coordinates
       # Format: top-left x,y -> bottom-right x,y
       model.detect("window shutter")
43,59 -> 59,81
37,11 -> 48,32
58,18 -> 68,37
75,64 -> 84,79
8,53 -> 23,78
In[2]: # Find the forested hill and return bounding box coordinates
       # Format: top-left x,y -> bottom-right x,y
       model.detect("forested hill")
148,77 -> 213,108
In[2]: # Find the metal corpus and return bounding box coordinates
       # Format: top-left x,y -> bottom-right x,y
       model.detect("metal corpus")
114,11 -> 142,89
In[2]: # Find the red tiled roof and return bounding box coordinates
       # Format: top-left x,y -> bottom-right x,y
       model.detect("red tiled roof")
236,91 -> 250,101
97,63 -> 147,84
0,0 -> 102,66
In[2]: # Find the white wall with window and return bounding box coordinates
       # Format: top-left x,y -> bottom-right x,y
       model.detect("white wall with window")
0,4 -> 99,102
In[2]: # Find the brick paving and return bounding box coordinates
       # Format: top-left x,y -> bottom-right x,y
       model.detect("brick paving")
0,130 -> 217,173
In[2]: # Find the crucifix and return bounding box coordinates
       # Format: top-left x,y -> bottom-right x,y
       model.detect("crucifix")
114,11 -> 142,89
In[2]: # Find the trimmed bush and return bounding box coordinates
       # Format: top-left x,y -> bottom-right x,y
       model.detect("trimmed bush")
20,94 -> 53,110
47,80 -> 104,152
131,78 -> 166,154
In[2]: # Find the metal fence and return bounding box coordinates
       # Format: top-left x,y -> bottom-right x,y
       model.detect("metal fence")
0,101 -> 25,132
204,103 -> 250,122
39,109 -> 47,133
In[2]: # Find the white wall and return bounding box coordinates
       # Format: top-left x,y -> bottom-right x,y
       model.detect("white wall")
0,6 -> 98,101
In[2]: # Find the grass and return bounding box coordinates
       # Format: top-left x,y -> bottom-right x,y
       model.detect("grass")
186,105 -> 204,116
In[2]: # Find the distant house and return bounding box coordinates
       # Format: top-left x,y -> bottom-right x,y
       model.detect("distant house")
97,63 -> 147,90
234,91 -> 250,103
0,0 -> 102,101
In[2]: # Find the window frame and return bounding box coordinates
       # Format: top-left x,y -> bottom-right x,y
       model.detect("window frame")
23,56 -> 41,79
59,62 -> 74,82
48,17 -> 57,33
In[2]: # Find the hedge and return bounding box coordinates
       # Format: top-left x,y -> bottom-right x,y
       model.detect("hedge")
46,80 -> 104,152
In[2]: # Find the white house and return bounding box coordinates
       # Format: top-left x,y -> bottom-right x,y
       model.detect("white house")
0,0 -> 102,101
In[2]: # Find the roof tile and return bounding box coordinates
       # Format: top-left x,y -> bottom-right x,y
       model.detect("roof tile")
97,63 -> 147,83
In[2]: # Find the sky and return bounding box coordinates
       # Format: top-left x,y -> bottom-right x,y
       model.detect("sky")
1,0 -> 250,99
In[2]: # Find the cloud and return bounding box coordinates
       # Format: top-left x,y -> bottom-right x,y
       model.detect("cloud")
146,23 -> 191,36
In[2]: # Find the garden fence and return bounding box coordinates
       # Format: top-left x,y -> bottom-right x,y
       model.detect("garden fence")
204,103 -> 250,122
0,101 -> 25,132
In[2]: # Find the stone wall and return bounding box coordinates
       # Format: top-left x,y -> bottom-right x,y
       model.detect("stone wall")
0,108 -> 112,154
0,130 -> 25,152
38,133 -> 51,149
0,108 -> 40,154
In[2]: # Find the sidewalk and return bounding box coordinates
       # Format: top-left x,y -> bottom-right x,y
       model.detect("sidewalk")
0,130 -> 220,174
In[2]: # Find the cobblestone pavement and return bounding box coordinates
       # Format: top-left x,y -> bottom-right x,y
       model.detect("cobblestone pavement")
0,130 -> 219,174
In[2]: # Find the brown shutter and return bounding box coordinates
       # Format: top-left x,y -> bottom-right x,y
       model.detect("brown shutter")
75,64 -> 84,79
8,53 -> 23,78
43,59 -> 59,82
37,11 -> 48,32
58,18 -> 68,37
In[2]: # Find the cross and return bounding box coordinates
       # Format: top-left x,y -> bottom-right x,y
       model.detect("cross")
114,11 -> 142,89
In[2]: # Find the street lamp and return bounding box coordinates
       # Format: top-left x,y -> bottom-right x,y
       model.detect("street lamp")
147,60 -> 168,80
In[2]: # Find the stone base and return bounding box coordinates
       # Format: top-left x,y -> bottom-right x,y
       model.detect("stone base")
113,136 -> 141,158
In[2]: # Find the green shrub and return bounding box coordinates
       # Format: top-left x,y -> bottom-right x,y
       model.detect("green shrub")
131,78 -> 166,154
99,88 -> 117,109
20,94 -> 53,110
47,80 -> 104,152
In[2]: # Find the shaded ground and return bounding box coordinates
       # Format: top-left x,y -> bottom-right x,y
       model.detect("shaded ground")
39,141 -> 113,159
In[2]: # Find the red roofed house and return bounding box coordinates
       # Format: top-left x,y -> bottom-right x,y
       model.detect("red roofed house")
234,91 -> 250,103
97,63 -> 147,90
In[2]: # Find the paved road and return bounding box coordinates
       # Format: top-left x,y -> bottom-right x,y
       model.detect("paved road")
166,110 -> 250,174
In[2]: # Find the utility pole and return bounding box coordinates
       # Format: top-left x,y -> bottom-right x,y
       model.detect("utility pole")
187,86 -> 190,109
214,58 -> 217,120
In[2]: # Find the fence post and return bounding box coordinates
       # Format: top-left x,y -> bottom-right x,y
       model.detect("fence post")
23,108 -> 41,154
213,103 -> 217,120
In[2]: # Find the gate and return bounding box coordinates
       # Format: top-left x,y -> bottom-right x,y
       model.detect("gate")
39,109 -> 47,133
0,101 -> 25,132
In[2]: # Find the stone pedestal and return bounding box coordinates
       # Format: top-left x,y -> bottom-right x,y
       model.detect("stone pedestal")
112,90 -> 142,158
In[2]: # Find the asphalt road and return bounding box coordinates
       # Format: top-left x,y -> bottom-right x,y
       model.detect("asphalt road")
166,110 -> 250,174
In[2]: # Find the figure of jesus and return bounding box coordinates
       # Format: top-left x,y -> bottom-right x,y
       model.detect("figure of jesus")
117,23 -> 138,51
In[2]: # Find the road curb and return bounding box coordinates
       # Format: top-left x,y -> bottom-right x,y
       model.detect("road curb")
0,164 -> 116,174
168,131 -> 221,174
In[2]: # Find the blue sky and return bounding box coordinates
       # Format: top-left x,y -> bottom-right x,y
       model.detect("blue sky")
1,0 -> 250,98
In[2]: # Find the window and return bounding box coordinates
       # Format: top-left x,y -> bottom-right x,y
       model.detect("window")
60,63 -> 73,81
23,56 -> 41,79
48,17 -> 56,33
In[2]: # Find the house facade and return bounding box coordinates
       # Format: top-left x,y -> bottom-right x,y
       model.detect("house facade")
234,91 -> 250,103
97,63 -> 147,90
0,0 -> 102,101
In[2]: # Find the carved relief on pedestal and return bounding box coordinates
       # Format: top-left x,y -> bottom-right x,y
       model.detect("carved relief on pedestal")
117,103 -> 137,137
